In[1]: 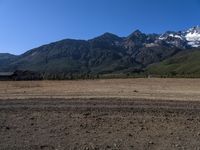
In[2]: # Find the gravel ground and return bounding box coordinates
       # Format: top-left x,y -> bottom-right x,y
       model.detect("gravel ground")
0,98 -> 200,150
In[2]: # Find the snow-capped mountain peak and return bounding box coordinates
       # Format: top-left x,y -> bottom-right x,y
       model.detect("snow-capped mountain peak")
186,26 -> 200,33
185,26 -> 200,47
158,26 -> 200,48
159,31 -> 184,40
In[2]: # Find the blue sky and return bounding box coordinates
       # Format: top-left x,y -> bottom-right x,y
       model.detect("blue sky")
0,0 -> 200,55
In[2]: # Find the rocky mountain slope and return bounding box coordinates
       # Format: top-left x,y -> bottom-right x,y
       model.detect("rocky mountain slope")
0,26 -> 200,75
159,26 -> 200,48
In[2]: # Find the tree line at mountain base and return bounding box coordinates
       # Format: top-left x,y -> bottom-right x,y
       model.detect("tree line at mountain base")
1,70 -> 200,81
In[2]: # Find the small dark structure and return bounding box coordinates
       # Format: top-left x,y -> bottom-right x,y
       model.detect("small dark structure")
0,72 -> 14,80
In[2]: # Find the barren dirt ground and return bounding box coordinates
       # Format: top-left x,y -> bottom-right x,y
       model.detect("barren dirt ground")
0,78 -> 200,100
1,79 -> 200,150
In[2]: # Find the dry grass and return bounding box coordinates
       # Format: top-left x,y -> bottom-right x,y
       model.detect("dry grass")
0,78 -> 200,101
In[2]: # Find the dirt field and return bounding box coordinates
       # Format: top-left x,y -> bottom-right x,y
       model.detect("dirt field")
1,79 -> 200,149
0,78 -> 200,100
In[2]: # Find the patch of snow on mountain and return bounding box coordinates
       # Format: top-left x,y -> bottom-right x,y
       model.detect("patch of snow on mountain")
154,26 -> 200,48
185,32 -> 200,41
168,34 -> 183,40
145,43 -> 158,48
185,26 -> 200,47
187,41 -> 200,47
174,35 -> 183,39
159,33 -> 184,41
158,34 -> 167,40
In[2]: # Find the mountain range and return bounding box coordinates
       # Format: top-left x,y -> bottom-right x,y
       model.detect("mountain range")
0,26 -> 200,77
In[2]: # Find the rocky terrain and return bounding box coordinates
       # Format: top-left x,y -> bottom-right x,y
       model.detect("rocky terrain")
1,98 -> 200,150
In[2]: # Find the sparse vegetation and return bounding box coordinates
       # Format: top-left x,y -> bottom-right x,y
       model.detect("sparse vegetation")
147,49 -> 200,77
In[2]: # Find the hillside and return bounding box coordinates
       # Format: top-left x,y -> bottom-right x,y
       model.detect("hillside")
0,32 -> 180,74
0,26 -> 200,76
0,53 -> 17,72
0,53 -> 16,59
147,49 -> 200,76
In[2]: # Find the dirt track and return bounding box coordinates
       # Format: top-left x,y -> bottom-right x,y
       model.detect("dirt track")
1,98 -> 200,150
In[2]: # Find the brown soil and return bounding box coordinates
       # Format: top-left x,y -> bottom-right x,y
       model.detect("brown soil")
1,79 -> 200,149
0,78 -> 200,100
1,98 -> 200,150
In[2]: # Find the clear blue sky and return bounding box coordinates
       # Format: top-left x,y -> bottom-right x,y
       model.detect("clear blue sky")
0,0 -> 200,55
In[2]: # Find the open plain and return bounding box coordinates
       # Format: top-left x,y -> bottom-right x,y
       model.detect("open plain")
1,78 -> 200,149
1,78 -> 200,100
